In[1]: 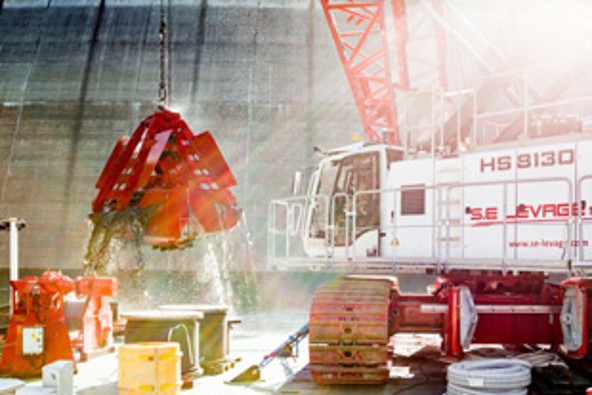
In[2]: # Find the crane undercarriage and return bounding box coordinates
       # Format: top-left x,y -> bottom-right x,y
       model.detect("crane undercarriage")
308,274 -> 591,385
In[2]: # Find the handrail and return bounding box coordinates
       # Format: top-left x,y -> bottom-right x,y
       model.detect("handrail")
268,175 -> 589,273
399,58 -> 592,154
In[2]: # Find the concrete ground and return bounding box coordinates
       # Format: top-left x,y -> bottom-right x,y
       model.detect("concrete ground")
277,334 -> 449,395
10,309 -> 592,395
13,308 -> 587,395
13,309 -> 311,395
10,308 -> 453,395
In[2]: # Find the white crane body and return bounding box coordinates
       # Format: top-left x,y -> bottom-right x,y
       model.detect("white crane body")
270,134 -> 592,276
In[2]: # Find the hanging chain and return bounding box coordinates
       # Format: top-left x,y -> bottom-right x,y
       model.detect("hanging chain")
158,0 -> 167,108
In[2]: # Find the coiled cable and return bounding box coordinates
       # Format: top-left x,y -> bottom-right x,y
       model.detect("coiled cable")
447,358 -> 531,395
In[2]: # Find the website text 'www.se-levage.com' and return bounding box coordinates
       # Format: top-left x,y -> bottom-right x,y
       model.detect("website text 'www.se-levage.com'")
508,239 -> 589,249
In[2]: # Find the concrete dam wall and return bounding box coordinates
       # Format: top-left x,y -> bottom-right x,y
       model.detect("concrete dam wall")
0,0 -> 359,270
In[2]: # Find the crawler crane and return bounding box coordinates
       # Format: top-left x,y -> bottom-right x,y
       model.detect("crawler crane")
269,0 -> 592,384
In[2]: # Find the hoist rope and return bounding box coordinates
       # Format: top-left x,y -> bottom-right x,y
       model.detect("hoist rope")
158,0 -> 168,108
167,0 -> 173,107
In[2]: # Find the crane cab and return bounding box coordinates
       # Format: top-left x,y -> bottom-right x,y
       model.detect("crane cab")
269,143 -> 404,271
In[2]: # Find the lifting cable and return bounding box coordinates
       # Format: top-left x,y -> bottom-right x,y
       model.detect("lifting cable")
158,0 -> 173,108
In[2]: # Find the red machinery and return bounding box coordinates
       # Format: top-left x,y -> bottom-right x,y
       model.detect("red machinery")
70,276 -> 118,361
0,271 -> 117,377
309,275 -> 592,384
91,108 -> 240,249
321,0 -> 401,145
320,0 -> 448,145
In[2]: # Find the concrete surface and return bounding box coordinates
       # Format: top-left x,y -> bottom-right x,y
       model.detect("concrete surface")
7,308 -> 589,395
12,309 -> 452,395
14,309 -> 313,394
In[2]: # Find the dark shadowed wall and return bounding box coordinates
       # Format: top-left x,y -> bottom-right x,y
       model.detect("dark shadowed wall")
0,0 -> 359,270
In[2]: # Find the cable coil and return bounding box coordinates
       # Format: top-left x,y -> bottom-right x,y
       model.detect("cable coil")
447,358 -> 532,395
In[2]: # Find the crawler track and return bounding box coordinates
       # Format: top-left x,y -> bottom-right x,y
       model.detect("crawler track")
308,277 -> 394,384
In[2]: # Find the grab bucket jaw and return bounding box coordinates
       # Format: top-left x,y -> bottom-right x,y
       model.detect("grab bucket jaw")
91,109 -> 240,249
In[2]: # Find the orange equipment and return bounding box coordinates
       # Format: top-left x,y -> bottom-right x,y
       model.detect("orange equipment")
70,276 -> 118,361
0,271 -> 117,377
91,108 -> 240,249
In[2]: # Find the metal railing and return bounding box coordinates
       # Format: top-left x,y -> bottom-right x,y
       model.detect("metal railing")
268,175 -> 592,274
398,57 -> 592,154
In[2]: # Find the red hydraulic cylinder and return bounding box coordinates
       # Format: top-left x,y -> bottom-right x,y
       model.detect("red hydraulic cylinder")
446,287 -> 462,357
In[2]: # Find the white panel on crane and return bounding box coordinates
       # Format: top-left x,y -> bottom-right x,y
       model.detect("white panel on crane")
387,157 -> 435,263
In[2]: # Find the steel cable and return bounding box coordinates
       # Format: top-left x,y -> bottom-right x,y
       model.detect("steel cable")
158,0 -> 167,107
516,350 -> 567,368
